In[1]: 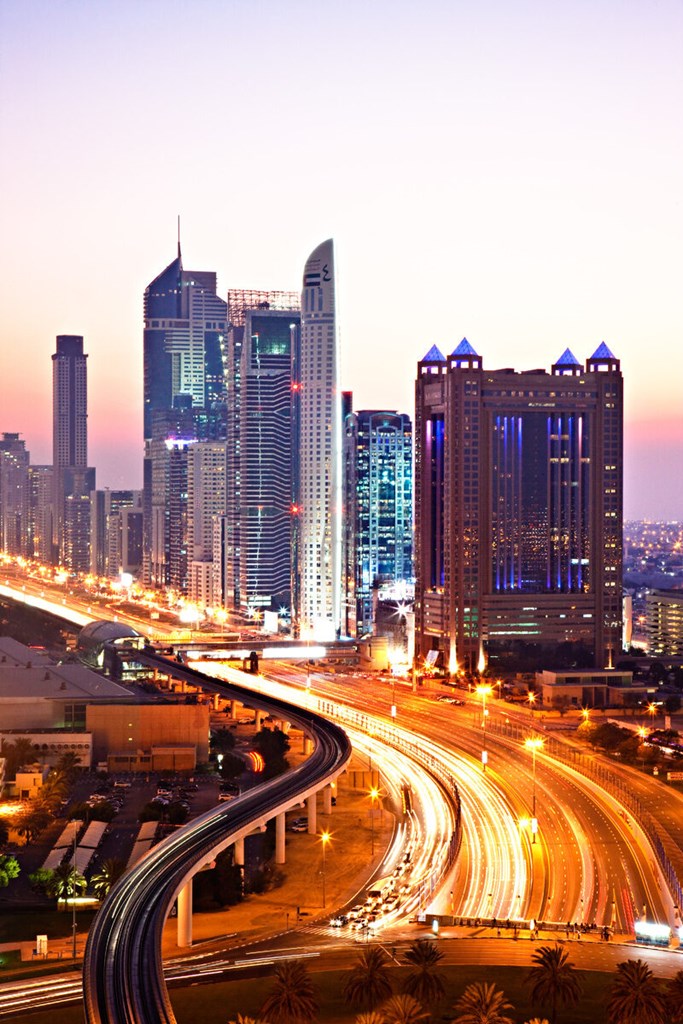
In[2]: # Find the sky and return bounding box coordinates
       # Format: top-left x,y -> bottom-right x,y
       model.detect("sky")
0,0 -> 681,520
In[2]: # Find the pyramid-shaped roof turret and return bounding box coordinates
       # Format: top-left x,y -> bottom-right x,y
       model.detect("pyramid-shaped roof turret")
590,341 -> 616,360
451,337 -> 479,357
421,344 -> 446,362
555,347 -> 582,366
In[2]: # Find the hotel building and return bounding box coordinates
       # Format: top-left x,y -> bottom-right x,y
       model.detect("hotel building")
414,340 -> 623,672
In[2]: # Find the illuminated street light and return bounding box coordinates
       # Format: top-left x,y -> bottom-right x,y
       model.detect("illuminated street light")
475,684 -> 493,771
524,737 -> 544,842
369,787 -> 379,856
320,831 -> 331,908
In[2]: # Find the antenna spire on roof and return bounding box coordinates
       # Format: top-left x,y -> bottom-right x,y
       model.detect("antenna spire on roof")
177,214 -> 182,260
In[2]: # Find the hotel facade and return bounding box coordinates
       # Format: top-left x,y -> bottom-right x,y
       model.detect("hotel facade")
414,340 -> 623,673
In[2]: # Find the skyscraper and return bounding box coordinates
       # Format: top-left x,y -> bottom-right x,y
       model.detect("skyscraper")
414,340 -> 623,673
0,433 -> 30,556
143,246 -> 227,584
52,335 -> 95,570
295,239 -> 342,640
225,291 -> 301,619
187,441 -> 227,607
343,411 -> 413,637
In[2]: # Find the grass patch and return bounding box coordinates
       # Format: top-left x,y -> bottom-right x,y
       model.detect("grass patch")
169,964 -> 611,1024
5,964 -> 614,1024
0,949 -> 22,971
0,907 -> 96,943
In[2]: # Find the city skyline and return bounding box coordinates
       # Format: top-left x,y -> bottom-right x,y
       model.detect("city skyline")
0,0 -> 681,520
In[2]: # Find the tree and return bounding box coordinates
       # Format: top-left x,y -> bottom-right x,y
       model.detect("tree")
55,751 -> 82,781
90,858 -> 126,900
452,981 -> 514,1024
663,970 -> 683,1024
0,854 -> 20,888
0,818 -> 9,848
0,737 -> 38,779
228,1016 -> 269,1024
252,728 -> 290,781
28,867 -> 56,895
380,994 -> 429,1024
342,946 -> 393,1010
260,959 -> 318,1024
524,1019 -> 550,1024
402,939 -> 446,1006
49,861 -> 87,904
355,1013 -> 385,1024
607,959 -> 666,1024
526,943 -> 582,1024
14,802 -> 51,845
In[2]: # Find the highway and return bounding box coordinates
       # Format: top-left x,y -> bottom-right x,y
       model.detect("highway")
243,663 -> 677,933
82,654 -> 353,1024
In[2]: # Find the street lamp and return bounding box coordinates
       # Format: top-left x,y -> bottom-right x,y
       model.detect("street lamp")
369,787 -> 379,856
647,702 -> 658,729
475,684 -> 493,770
320,831 -> 331,908
638,726 -> 647,770
524,737 -> 544,843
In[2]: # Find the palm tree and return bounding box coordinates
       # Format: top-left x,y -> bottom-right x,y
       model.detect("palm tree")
356,1013 -> 385,1024
524,1019 -> 550,1024
49,862 -> 87,904
260,960 -> 318,1024
228,1015 -> 270,1024
14,802 -> 51,845
343,946 -> 393,1009
607,959 -> 666,1024
90,858 -> 126,900
380,994 -> 429,1024
55,751 -> 81,781
526,943 -> 582,1024
452,981 -> 514,1024
402,939 -> 446,1006
664,970 -> 683,1024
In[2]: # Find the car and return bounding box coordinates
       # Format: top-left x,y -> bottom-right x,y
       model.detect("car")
218,792 -> 234,803
436,694 -> 458,704
329,915 -> 348,927
289,821 -> 307,832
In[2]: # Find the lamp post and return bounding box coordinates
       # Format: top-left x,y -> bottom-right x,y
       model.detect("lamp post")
475,684 -> 493,771
369,787 -> 379,856
638,726 -> 647,770
320,831 -> 331,908
71,832 -> 78,959
524,737 -> 544,842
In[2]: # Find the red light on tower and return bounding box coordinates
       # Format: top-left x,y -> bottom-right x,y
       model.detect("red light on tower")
290,504 -> 299,515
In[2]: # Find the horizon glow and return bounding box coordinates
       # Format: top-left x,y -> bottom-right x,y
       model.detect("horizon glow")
0,0 -> 681,519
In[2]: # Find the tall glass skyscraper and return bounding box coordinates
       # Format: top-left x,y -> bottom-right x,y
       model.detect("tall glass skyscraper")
343,411 -> 413,637
415,340 -> 623,672
295,239 -> 342,640
225,294 -> 301,619
142,246 -> 227,585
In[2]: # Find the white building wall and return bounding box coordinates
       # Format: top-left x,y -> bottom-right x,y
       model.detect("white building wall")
299,239 -> 342,640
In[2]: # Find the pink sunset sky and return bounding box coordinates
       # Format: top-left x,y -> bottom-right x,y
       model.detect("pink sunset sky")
0,0 -> 681,520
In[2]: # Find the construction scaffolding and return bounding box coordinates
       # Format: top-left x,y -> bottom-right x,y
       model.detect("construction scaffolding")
227,289 -> 300,327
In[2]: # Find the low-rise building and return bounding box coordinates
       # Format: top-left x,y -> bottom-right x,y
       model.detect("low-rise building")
536,668 -> 650,709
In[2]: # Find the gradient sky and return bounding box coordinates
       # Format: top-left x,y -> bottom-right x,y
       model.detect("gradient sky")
0,0 -> 681,519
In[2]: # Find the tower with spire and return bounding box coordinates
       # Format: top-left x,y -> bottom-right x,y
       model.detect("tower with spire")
142,238 -> 227,586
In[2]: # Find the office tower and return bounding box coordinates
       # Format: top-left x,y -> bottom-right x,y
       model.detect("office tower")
52,335 -> 95,570
343,411 -> 413,637
647,590 -> 683,657
142,246 -> 227,583
415,340 -> 623,673
0,433 -> 30,556
187,441 -> 227,607
91,489 -> 143,577
28,465 -> 53,562
295,239 -> 342,640
225,290 -> 300,617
